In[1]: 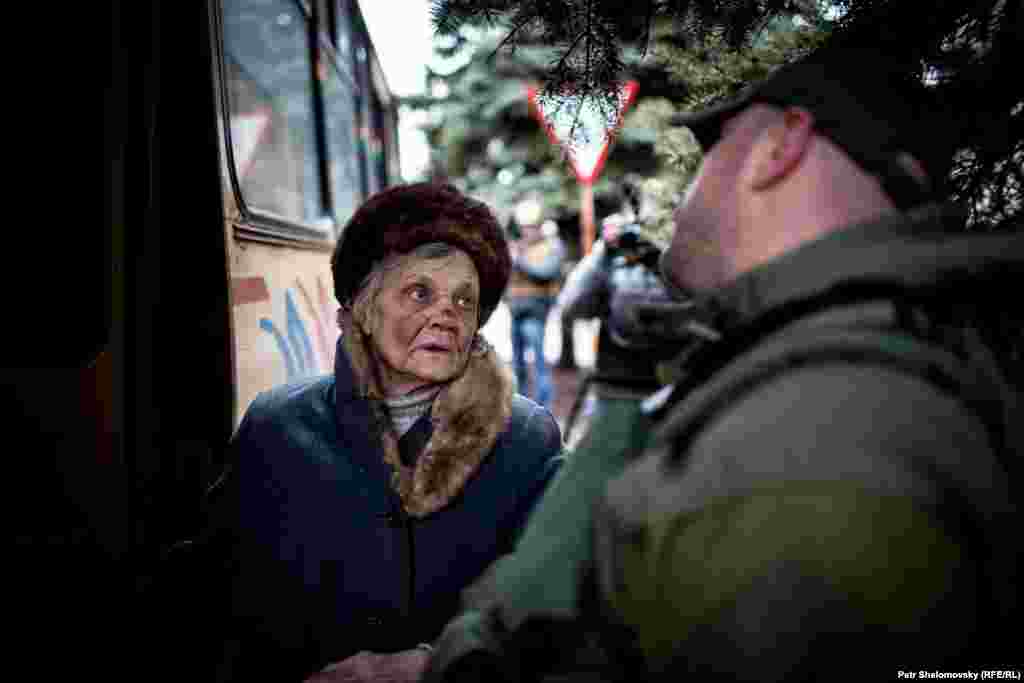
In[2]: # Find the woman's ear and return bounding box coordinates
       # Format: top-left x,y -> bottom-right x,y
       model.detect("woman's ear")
358,303 -> 375,337
749,106 -> 814,191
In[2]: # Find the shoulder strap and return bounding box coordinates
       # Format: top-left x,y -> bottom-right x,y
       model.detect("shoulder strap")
655,277 -> 1021,471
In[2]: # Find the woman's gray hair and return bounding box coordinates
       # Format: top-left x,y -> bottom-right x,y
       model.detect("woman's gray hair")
348,242 -> 460,329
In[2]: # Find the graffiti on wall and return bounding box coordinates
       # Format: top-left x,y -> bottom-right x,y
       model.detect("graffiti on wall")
255,275 -> 338,382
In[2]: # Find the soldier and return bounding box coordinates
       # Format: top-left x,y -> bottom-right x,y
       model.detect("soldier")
593,48 -> 1023,680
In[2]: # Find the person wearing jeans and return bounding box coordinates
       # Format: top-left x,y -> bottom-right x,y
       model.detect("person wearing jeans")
510,305 -> 553,407
505,200 -> 566,408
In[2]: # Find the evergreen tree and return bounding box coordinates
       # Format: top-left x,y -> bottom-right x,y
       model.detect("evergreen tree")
430,0 -> 1023,231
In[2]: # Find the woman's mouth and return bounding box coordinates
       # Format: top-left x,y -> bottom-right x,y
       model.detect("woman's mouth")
414,336 -> 456,353
417,343 -> 452,353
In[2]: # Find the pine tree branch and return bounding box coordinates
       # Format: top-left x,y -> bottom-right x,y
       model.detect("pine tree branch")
553,30 -> 591,77
586,0 -> 592,89
488,12 -> 536,61
640,0 -> 656,58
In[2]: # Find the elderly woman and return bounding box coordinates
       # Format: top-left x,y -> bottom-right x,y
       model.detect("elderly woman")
197,183 -> 563,683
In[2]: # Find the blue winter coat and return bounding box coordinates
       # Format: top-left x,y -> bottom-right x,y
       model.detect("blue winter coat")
203,341 -> 563,682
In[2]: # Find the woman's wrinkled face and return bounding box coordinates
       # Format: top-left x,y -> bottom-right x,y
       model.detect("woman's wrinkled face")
364,247 -> 480,396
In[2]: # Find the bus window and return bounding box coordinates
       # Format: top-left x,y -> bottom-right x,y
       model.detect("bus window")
366,84 -> 390,195
329,0 -> 355,83
221,0 -> 331,232
320,43 -> 362,228
347,6 -> 397,202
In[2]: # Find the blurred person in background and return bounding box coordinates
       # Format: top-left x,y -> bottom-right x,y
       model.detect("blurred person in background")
558,189 -> 695,447
505,198 -> 567,408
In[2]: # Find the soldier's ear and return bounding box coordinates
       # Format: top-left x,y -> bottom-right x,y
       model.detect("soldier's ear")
749,107 -> 814,191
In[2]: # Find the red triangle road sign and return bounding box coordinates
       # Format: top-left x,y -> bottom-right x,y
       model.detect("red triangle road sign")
527,81 -> 639,184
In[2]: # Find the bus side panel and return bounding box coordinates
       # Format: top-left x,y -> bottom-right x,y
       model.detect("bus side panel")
229,240 -> 340,424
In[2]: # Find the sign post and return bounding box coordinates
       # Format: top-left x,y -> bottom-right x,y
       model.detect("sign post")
580,182 -> 595,256
527,81 -> 638,254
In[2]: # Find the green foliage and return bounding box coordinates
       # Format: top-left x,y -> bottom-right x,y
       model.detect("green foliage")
418,1 -> 835,239
430,0 -> 1023,232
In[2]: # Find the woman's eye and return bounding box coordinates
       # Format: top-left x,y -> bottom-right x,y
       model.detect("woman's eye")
409,285 -> 430,303
456,295 -> 476,310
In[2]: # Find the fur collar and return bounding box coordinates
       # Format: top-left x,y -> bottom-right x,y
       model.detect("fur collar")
340,323 -> 514,518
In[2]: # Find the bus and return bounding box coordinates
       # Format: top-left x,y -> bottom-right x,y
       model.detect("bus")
215,0 -> 400,423
70,0 -> 399,597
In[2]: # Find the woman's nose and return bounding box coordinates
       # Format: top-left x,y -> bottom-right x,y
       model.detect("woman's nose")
429,298 -> 460,325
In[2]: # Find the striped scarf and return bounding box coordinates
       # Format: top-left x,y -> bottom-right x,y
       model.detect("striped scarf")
380,385 -> 442,438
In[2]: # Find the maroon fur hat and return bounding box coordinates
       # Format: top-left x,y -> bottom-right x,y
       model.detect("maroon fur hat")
331,183 -> 511,326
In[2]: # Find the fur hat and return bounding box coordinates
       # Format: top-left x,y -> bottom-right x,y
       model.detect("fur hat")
331,183 -> 511,325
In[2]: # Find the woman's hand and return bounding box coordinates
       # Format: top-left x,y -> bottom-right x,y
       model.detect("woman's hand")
303,649 -> 431,683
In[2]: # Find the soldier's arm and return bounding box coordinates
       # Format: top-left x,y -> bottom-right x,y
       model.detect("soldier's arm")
425,397 -> 653,683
